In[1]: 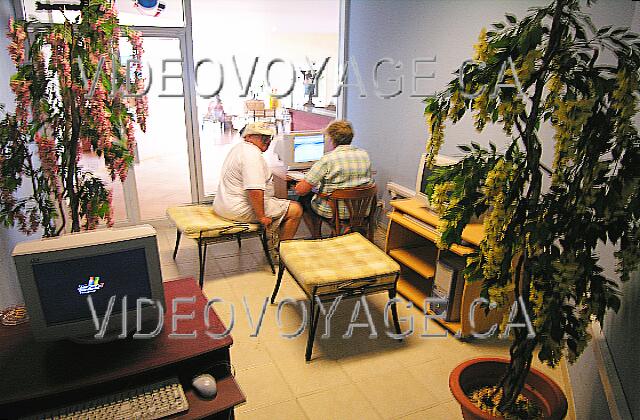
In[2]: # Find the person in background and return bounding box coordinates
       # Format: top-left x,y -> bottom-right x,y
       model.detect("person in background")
294,120 -> 373,238
214,122 -> 302,243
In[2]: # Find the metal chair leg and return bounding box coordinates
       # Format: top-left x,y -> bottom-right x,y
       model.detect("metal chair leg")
173,230 -> 182,260
305,293 -> 321,362
199,241 -> 208,289
388,287 -> 402,340
261,229 -> 275,274
270,260 -> 285,304
236,233 -> 242,248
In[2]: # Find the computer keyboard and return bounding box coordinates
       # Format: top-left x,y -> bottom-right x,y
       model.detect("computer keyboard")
25,377 -> 189,420
287,170 -> 306,181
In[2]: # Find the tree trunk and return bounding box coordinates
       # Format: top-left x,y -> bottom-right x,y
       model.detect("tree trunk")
496,0 -> 567,413
67,26 -> 81,233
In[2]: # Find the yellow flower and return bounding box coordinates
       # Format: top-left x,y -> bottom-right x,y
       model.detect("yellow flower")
448,90 -> 465,122
473,91 -> 490,132
430,181 -> 456,214
612,68 -> 639,138
550,96 -> 596,180
425,113 -> 445,166
480,159 -> 517,279
473,28 -> 489,62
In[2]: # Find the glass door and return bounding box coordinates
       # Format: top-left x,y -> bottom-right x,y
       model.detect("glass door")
121,36 -> 193,221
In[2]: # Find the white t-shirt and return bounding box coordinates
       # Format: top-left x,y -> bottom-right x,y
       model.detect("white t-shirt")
213,142 -> 280,222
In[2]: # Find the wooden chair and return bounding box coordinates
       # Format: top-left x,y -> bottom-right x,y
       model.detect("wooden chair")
311,184 -> 378,241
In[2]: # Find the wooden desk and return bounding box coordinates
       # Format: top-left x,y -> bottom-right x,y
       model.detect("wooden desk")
271,166 -> 379,200
386,198 -> 508,338
271,165 -> 302,199
0,278 -> 245,419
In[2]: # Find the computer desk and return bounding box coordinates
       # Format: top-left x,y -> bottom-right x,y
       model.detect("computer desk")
271,165 -> 305,199
271,165 -> 378,199
0,277 -> 245,419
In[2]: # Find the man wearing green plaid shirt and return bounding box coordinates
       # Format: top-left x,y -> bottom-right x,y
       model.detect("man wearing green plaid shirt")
294,120 -> 373,237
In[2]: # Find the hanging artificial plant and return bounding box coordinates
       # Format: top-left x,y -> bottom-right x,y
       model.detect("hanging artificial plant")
0,0 -> 147,236
424,0 -> 639,416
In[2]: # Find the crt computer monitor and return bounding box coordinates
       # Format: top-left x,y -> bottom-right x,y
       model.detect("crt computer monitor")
275,131 -> 328,170
12,225 -> 165,342
415,153 -> 460,208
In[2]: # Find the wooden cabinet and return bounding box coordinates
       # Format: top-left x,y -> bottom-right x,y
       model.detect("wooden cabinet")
0,278 -> 245,419
385,198 -> 508,338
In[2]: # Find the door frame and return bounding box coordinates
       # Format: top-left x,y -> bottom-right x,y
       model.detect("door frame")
16,0 -> 347,223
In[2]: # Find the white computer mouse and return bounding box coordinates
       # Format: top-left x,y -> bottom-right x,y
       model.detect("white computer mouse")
192,374 -> 217,399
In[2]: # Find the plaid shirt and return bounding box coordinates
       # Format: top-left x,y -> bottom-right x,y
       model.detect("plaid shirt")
304,145 -> 372,219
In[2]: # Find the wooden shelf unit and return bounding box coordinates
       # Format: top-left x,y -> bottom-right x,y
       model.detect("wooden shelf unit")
385,198 -> 507,338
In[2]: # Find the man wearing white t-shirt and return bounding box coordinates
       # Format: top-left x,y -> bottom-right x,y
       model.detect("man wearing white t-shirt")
213,122 -> 302,242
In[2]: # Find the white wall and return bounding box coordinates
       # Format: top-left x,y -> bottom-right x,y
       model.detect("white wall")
598,6 -> 640,418
345,1 -> 639,418
344,0 -> 555,194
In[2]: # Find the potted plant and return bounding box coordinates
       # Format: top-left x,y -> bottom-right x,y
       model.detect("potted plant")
0,0 -> 147,237
424,0 -> 639,418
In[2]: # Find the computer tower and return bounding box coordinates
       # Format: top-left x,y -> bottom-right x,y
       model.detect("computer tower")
430,253 -> 466,322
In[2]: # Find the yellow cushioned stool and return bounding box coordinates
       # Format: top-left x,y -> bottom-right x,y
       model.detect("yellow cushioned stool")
167,205 -> 275,288
270,232 -> 402,361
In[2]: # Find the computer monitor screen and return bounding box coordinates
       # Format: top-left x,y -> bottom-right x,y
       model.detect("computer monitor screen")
33,248 -> 151,326
274,131 -> 326,170
293,133 -> 325,163
13,225 -> 164,341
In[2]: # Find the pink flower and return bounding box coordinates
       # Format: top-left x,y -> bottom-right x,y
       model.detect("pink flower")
10,80 -> 31,133
7,20 -> 27,66
106,189 -> 115,228
35,133 -> 58,176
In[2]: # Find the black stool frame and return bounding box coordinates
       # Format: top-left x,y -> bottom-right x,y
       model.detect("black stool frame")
271,259 -> 402,361
173,223 -> 275,289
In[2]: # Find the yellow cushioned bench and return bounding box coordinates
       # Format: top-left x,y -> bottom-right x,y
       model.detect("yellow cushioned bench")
167,205 -> 274,288
270,232 -> 402,361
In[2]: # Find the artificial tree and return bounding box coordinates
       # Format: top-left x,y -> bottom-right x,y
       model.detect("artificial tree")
0,0 -> 147,236
424,0 -> 639,415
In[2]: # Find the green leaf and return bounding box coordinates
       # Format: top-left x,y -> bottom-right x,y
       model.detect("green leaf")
492,22 -> 505,30
611,27 -> 629,36
458,145 -> 471,153
598,25 -> 611,35
505,14 -> 517,24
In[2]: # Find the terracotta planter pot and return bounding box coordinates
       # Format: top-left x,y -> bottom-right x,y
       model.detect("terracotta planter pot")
449,357 -> 568,420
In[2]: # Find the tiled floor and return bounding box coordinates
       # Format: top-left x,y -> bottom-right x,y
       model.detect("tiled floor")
154,224 -> 575,420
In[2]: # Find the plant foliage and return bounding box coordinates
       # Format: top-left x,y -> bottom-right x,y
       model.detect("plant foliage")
423,0 -> 639,414
0,0 -> 147,236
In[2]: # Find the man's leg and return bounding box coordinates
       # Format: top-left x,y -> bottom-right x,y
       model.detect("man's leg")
298,194 -> 321,238
279,201 -> 303,241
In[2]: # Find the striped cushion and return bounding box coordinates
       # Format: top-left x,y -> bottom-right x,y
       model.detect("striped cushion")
280,233 -> 400,295
167,205 -> 260,239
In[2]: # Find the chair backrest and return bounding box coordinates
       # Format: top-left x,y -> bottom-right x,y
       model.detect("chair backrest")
245,99 -> 265,111
325,184 -> 378,241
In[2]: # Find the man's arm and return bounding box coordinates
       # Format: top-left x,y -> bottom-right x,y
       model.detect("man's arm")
294,180 -> 314,196
247,189 -> 272,226
296,158 -> 326,196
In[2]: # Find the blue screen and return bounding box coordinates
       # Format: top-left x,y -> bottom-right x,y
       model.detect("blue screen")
32,248 -> 152,326
293,134 -> 324,163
